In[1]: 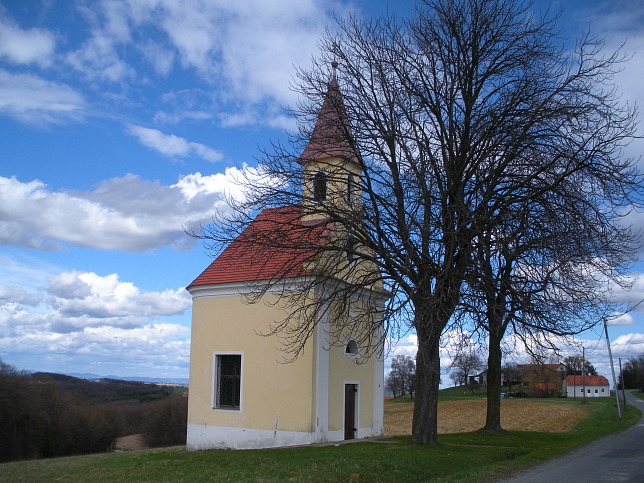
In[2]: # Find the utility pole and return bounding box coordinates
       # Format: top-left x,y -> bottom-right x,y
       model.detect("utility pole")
582,346 -> 586,404
619,358 -> 627,407
604,318 -> 622,419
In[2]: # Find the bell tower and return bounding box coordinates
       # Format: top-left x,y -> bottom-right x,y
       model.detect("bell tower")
299,66 -> 362,225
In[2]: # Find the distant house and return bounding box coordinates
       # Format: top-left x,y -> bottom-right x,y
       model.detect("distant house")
565,375 -> 610,398
517,363 -> 566,397
468,370 -> 488,386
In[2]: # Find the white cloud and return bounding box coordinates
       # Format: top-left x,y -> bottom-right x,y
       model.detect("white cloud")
47,270 -> 190,320
607,313 -> 637,326
612,332 -> 644,357
58,0 -> 341,126
1,268 -> 191,333
0,13 -> 56,66
0,261 -> 191,374
127,124 -> 224,162
0,320 -> 190,378
0,285 -> 42,307
66,33 -> 134,83
0,173 -> 248,251
139,40 -> 176,76
606,271 -> 644,313
0,254 -> 192,378
64,0 -> 135,83
0,70 -> 85,125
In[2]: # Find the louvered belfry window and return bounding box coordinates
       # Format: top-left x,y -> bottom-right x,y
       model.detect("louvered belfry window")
215,354 -> 241,409
313,171 -> 327,202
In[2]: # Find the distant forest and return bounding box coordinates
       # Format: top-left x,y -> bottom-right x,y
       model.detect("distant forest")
0,359 -> 188,462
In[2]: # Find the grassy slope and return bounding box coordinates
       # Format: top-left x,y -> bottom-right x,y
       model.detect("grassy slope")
0,395 -> 639,482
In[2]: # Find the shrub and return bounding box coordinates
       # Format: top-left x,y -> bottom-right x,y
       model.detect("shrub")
141,396 -> 188,447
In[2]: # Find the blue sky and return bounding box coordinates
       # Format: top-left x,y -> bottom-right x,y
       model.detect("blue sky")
1,0 -> 643,383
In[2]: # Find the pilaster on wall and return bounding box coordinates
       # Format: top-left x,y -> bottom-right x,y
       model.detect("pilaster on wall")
314,300 -> 330,441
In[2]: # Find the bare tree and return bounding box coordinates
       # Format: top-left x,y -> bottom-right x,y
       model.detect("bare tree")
194,0 -> 640,444
563,355 -> 598,376
618,354 -> 644,390
385,369 -> 404,398
501,362 -> 522,391
462,187 -> 636,429
387,355 -> 416,398
450,352 -> 484,393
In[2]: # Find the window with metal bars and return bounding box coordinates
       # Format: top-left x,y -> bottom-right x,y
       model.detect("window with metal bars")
214,354 -> 241,409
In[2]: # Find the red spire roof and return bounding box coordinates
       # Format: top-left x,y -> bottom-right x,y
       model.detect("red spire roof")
565,375 -> 610,386
300,78 -> 357,164
188,206 -> 329,287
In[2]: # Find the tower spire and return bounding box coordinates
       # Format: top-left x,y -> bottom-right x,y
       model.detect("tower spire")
300,69 -> 357,164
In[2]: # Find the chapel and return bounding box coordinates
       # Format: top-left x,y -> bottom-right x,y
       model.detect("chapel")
185,76 -> 387,450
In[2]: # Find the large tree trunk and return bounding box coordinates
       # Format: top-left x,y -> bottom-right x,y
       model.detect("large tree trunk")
411,329 -> 441,444
483,326 -> 503,432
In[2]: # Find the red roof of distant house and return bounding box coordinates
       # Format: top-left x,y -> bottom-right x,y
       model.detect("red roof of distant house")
188,206 -> 329,287
565,375 -> 610,386
300,78 -> 358,164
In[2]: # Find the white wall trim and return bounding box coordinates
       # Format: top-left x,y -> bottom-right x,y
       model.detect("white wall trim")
314,300 -> 330,442
187,277 -> 313,299
211,351 -> 244,412
187,424 -> 316,450
186,423 -> 383,451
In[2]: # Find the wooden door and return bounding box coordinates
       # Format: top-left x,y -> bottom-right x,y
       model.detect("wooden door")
344,384 -> 357,440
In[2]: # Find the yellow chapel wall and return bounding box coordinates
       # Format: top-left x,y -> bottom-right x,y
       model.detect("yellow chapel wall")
327,341 -> 376,432
188,290 -> 316,433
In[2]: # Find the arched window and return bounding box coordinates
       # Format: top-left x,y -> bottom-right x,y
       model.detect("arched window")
313,171 -> 327,202
345,339 -> 359,356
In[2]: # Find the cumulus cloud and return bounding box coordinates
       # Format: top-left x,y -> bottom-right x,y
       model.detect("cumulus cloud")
127,124 -> 224,163
0,70 -> 85,125
612,332 -> 644,356
47,271 -> 190,320
0,13 -> 56,66
607,313 -> 637,326
0,171 -> 251,251
0,320 -> 190,377
0,285 -> 42,307
0,264 -> 191,377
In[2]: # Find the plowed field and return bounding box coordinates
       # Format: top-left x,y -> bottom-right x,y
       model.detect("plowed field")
384,399 -> 586,436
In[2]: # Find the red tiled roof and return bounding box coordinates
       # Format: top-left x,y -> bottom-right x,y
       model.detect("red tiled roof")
565,375 -> 610,386
188,206 -> 329,287
300,78 -> 358,164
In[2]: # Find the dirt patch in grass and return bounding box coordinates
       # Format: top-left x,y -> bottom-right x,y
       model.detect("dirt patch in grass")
384,399 -> 586,436
115,434 -> 146,451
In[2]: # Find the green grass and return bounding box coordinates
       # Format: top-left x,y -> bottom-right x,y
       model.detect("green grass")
438,385 -> 489,400
388,385 -> 515,402
630,389 -> 644,401
1,398 -> 639,483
